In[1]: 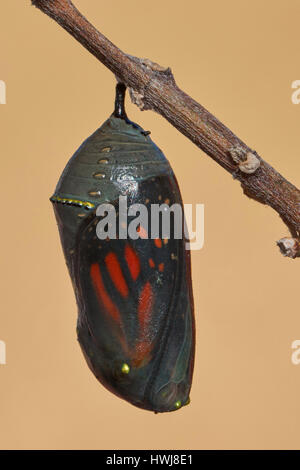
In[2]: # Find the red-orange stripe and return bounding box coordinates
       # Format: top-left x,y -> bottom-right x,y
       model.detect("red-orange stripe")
158,262 -> 164,272
132,281 -> 154,367
154,238 -> 162,248
132,341 -> 153,367
105,252 -> 128,298
138,281 -> 153,331
90,263 -> 122,326
125,244 -> 140,281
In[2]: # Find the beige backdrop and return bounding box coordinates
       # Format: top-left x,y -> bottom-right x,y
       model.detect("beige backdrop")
0,0 -> 300,450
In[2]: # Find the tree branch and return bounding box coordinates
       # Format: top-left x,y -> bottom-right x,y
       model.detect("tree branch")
31,0 -> 300,258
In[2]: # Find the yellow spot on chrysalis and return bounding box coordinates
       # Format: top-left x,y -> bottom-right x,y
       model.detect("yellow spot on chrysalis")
100,147 -> 111,153
121,363 -> 130,374
175,400 -> 182,409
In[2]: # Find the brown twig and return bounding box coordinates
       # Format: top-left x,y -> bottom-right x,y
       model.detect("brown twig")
31,0 -> 300,258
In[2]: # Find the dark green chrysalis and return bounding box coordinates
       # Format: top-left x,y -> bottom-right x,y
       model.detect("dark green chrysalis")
51,84 -> 195,412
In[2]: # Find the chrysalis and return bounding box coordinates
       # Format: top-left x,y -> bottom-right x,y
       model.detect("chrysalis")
51,84 -> 195,412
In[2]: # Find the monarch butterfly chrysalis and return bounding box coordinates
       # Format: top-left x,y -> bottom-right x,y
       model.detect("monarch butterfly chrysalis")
51,84 -> 195,413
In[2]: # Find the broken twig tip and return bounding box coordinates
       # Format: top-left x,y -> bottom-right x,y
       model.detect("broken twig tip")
277,237 -> 300,259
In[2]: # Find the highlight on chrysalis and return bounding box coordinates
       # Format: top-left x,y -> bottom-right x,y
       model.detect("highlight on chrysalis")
50,83 -> 195,413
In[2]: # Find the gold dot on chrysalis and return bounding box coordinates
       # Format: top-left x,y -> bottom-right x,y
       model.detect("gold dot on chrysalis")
145,198 -> 150,204
171,253 -> 178,260
98,158 -> 109,164
165,198 -> 170,205
77,213 -> 86,218
93,172 -> 106,179
100,147 -> 111,153
88,190 -> 101,197
175,400 -> 182,409
121,363 -> 130,374
158,195 -> 162,201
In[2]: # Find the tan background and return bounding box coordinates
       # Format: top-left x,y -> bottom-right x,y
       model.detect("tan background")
0,0 -> 300,450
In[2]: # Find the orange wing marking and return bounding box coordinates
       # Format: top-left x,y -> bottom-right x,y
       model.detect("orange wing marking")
154,238 -> 162,248
125,244 -> 140,281
105,252 -> 129,298
90,263 -> 122,326
132,281 -> 154,367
